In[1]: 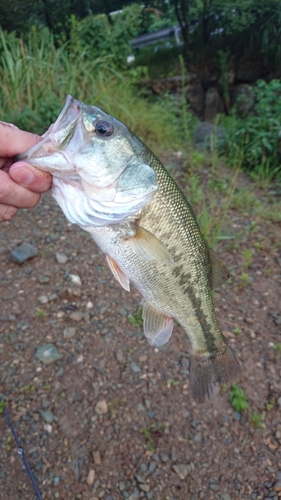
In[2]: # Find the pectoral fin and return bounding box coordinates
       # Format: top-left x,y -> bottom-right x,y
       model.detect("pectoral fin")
129,226 -> 174,265
105,254 -> 130,292
142,302 -> 173,347
209,248 -> 230,289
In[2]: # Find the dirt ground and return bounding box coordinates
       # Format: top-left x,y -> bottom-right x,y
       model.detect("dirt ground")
0,160 -> 280,500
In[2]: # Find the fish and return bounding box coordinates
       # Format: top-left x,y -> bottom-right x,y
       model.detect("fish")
18,95 -> 240,403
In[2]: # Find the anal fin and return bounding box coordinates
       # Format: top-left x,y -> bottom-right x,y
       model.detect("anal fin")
142,301 -> 173,347
105,254 -> 130,292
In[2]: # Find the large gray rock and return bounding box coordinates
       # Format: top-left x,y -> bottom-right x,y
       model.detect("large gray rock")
193,121 -> 227,150
204,87 -> 225,122
10,243 -> 37,264
186,81 -> 205,116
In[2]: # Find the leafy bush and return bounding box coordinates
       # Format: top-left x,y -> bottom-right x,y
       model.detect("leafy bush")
70,4 -> 142,69
222,80 -> 281,180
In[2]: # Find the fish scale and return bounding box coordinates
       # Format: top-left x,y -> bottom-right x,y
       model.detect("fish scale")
18,95 -> 240,402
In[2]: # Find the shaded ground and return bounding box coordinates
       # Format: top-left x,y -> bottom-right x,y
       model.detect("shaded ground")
0,159 -> 281,500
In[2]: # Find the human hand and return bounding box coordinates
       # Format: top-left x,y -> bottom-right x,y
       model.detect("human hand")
0,121 -> 52,222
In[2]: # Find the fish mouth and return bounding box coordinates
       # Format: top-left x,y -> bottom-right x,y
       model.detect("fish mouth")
16,95 -> 83,174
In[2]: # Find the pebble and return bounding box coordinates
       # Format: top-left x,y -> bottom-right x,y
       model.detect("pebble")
193,434 -> 202,442
63,327 -> 77,339
130,362 -> 141,373
277,397 -> 281,408
69,312 -> 83,322
38,274 -> 50,283
160,453 -> 169,462
86,469 -> 96,486
10,331 -> 18,342
95,400 -> 108,415
93,450 -> 102,465
139,484 -> 150,492
210,483 -> 219,491
69,274 -> 82,287
38,295 -> 49,304
35,344 -> 63,364
274,480 -> 281,492
148,461 -> 157,473
41,410 -> 55,423
135,474 -> 146,484
172,464 -> 189,480
43,423 -> 52,433
116,349 -> 124,363
56,252 -> 68,264
11,243 -> 38,263
221,494 -> 232,500
233,411 -> 241,421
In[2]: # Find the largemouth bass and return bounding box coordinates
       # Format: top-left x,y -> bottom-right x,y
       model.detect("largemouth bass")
18,95 -> 240,402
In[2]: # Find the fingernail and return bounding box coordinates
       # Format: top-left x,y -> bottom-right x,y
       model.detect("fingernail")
11,166 -> 35,185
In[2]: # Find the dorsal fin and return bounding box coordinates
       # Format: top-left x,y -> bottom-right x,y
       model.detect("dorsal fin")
209,248 -> 230,289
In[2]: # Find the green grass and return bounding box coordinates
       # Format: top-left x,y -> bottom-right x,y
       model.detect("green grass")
230,384 -> 248,413
0,28 -> 183,157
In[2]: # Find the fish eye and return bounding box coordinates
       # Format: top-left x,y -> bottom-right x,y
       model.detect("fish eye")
96,120 -> 114,137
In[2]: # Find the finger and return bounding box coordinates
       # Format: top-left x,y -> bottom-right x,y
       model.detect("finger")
0,121 -> 41,157
0,204 -> 18,222
0,170 -> 40,208
9,162 -> 52,193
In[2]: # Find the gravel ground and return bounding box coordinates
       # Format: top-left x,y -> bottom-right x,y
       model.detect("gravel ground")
0,162 -> 280,500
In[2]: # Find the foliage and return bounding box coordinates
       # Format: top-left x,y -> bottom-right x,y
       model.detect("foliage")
70,4 -> 143,68
141,423 -> 165,453
128,306 -> 143,328
250,411 -> 265,429
230,384 -> 248,413
221,80 -> 281,180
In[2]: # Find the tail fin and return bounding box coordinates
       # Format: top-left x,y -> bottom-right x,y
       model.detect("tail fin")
189,344 -> 240,403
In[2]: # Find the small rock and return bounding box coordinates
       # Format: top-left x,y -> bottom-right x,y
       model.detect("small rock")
233,411 -> 241,421
221,495 -> 231,500
148,461 -> 157,473
139,485 -> 149,493
95,400 -> 108,415
274,480 -> 281,492
277,397 -> 281,408
135,473 -> 146,484
10,331 -> 18,342
41,410 -> 55,424
93,450 -> 102,465
11,243 -> 38,264
38,274 -> 50,284
43,423 -> 52,433
56,252 -> 68,264
86,469 -> 96,486
137,403 -> 145,412
35,344 -> 63,364
63,327 -> 77,339
172,464 -> 189,480
86,301 -> 94,309
69,274 -> 82,287
210,483 -> 219,491
160,453 -> 169,462
193,434 -> 202,443
69,312 -> 83,322
130,362 -> 141,373
38,295 -> 49,304
116,349 -> 124,363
